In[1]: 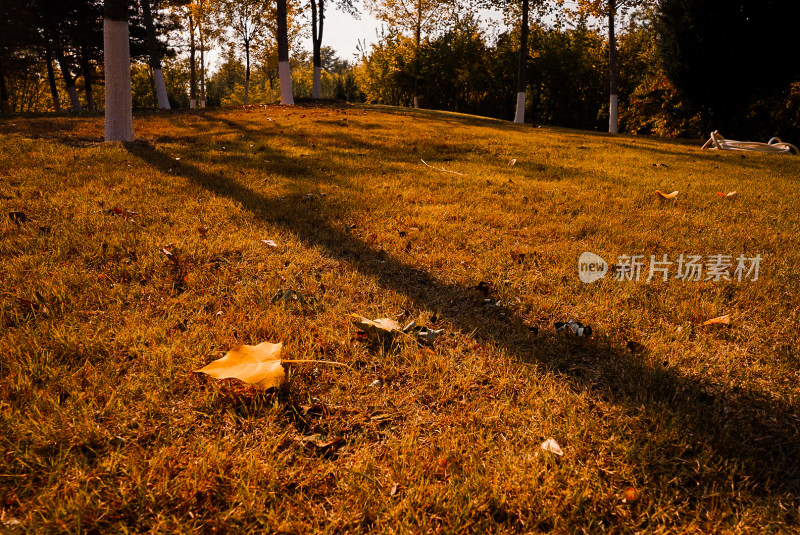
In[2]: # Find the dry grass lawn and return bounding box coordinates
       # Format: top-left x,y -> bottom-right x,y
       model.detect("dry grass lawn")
2,103 -> 800,533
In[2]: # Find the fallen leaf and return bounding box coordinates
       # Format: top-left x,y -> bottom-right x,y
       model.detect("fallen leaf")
654,190 -> 679,199
109,207 -> 139,216
262,239 -> 278,248
626,340 -> 646,353
541,438 -> 564,456
197,226 -> 210,236
350,314 -> 402,336
622,487 -> 639,503
162,248 -> 179,265
511,251 -> 527,263
195,342 -> 286,389
295,434 -> 343,449
476,281 -> 492,296
508,158 -> 517,166
270,288 -> 312,306
716,191 -> 737,199
9,211 -> 28,226
702,314 -> 731,326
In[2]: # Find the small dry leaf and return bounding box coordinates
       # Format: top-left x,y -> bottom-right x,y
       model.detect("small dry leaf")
195,342 -> 285,389
162,248 -> 179,265
541,438 -> 564,456
197,225 -> 210,236
476,281 -> 492,296
626,340 -> 646,353
350,314 -> 402,336
654,190 -> 679,199
9,211 -> 29,226
109,207 -> 139,216
623,487 -> 639,503
295,434 -> 343,449
716,191 -> 737,199
271,288 -> 311,306
262,239 -> 278,248
702,314 -> 731,326
508,158 -> 517,166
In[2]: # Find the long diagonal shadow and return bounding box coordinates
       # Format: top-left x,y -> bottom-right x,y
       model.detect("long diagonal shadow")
126,140 -> 800,501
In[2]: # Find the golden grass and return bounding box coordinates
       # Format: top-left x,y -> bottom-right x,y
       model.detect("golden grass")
2,104 -> 800,533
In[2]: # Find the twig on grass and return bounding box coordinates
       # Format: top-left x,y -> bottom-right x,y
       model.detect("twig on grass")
421,159 -> 464,176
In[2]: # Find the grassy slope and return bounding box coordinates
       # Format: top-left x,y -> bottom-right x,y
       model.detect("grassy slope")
1,104 -> 800,533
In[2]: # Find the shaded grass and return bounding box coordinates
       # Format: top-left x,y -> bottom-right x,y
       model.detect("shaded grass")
2,103 -> 800,533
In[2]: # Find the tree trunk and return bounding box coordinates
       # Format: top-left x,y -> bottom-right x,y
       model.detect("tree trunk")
244,40 -> 250,105
513,0 -> 529,123
311,0 -> 324,99
608,0 -> 618,134
0,52 -> 10,114
189,12 -> 197,108
276,0 -> 294,105
413,10 -> 421,109
104,0 -> 135,142
45,45 -> 61,112
200,21 -> 205,107
55,48 -> 82,112
80,44 -> 96,111
141,0 -> 170,109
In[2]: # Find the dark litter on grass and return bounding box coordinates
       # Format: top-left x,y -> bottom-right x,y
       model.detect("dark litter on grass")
555,319 -> 592,338
9,211 -> 29,226
402,320 -> 444,344
271,288 -> 314,307
351,314 -> 444,345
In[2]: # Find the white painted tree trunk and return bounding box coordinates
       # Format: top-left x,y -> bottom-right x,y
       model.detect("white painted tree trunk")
153,67 -> 170,109
190,99 -> 197,108
609,94 -> 618,134
244,79 -> 249,106
279,61 -> 294,105
514,91 -> 526,123
413,96 -> 419,109
312,66 -> 322,99
104,19 -> 134,142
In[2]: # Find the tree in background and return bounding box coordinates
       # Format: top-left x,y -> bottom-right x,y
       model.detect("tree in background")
560,0 -> 651,133
196,0 -> 223,107
656,0 -> 800,138
513,0 -> 528,123
526,21 -> 607,129
74,0 -> 104,111
140,0 -> 171,108
417,13 -> 510,116
220,0 -> 270,106
0,0 -> 27,114
309,0 -> 358,99
365,0 -> 448,109
104,0 -> 135,141
39,0 -> 89,111
276,0 -> 295,104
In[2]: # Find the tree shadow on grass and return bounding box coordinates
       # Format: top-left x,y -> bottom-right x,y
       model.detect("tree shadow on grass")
125,130 -> 800,506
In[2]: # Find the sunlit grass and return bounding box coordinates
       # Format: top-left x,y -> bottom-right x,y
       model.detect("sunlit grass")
1,104 -> 800,533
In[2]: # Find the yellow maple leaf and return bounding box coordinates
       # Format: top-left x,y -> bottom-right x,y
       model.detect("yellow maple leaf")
196,342 -> 286,389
